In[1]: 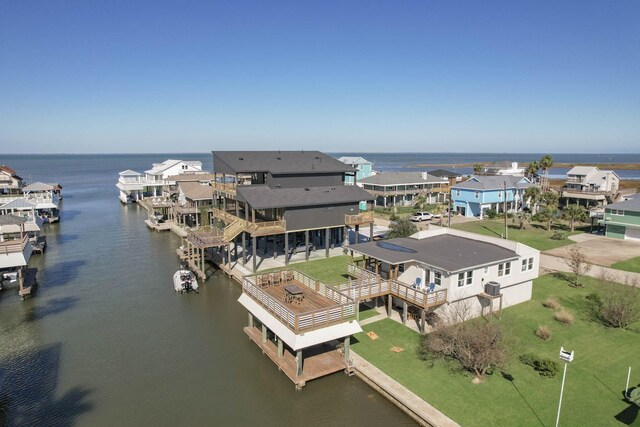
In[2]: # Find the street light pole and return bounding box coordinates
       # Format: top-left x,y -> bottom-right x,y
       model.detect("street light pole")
556,347 -> 574,427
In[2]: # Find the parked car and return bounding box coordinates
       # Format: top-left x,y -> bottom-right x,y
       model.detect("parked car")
409,211 -> 434,222
289,242 -> 315,256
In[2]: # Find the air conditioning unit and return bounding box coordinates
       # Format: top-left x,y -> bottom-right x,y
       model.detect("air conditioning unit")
485,281 -> 501,296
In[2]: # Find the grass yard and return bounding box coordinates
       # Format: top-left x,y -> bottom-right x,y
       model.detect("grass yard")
612,256 -> 640,274
266,255 -> 356,285
351,274 -> 640,426
452,218 -> 588,251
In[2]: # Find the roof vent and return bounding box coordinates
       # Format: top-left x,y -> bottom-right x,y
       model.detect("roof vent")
276,157 -> 282,160
305,188 -> 310,191
239,157 -> 244,160
315,156 -> 320,160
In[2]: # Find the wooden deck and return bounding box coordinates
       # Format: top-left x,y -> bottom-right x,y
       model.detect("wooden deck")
144,219 -> 173,231
262,279 -> 338,315
244,326 -> 347,389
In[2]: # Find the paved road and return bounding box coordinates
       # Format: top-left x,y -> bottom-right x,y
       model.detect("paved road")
539,254 -> 640,285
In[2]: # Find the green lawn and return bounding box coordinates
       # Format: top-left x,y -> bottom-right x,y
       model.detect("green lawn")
452,219 -> 588,251
612,256 -> 640,274
351,274 -> 640,426
265,255 -> 356,285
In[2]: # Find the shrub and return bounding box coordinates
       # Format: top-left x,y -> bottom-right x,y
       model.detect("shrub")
536,325 -> 552,340
519,353 -> 560,378
550,231 -> 567,240
542,297 -> 561,310
389,213 -> 399,221
486,209 -> 498,219
554,309 -> 574,325
597,273 -> 640,329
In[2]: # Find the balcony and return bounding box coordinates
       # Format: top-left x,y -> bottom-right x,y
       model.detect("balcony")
210,207 -> 286,236
345,211 -> 374,226
0,235 -> 28,255
242,270 -> 356,334
212,182 -> 237,196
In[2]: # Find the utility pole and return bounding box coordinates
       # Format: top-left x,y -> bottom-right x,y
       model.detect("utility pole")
503,180 -> 508,239
448,188 -> 452,228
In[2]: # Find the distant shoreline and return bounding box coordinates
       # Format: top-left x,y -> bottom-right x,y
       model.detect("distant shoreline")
405,162 -> 640,170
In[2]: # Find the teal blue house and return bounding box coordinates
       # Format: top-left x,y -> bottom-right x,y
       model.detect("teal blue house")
451,175 -> 532,218
603,197 -> 640,240
338,157 -> 375,185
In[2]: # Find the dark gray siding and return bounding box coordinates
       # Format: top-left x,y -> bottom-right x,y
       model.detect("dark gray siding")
284,203 -> 359,231
268,173 -> 345,188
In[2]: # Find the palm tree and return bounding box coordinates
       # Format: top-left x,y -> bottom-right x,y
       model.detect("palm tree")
473,163 -> 483,175
525,161 -> 539,181
413,193 -> 427,210
541,190 -> 559,207
385,218 -> 418,239
433,203 -> 447,226
539,155 -> 554,192
539,205 -> 558,231
524,186 -> 542,213
562,205 -> 587,232
512,211 -> 531,230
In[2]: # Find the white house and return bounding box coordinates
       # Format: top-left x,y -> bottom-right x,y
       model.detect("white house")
0,165 -> 24,195
347,226 -> 540,322
116,159 -> 204,203
562,166 -> 620,207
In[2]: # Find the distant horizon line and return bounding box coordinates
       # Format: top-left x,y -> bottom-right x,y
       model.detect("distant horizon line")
4,151 -> 640,156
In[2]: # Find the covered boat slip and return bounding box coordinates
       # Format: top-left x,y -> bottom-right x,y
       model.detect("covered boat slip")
239,269 -> 361,389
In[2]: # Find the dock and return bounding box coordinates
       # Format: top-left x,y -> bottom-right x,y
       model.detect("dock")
144,219 -> 173,232
19,267 -> 38,299
244,326 -> 348,389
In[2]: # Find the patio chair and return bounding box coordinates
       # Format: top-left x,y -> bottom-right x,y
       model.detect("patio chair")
427,283 -> 436,293
411,277 -> 422,289
285,271 -> 294,283
272,271 -> 282,286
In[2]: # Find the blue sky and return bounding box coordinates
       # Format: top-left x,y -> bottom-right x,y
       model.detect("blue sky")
1,1 -> 639,153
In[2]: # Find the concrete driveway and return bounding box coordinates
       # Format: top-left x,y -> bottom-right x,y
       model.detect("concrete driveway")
544,234 -> 640,266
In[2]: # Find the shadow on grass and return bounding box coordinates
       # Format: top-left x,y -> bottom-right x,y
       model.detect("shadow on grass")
480,226 -> 502,238
501,371 -> 545,426
616,384 -> 639,425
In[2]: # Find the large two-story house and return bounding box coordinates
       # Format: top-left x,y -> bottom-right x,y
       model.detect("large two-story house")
359,172 -> 450,207
116,159 -> 204,203
0,165 -> 24,195
451,175 -> 532,218
337,156 -> 376,185
561,166 -> 620,207
184,151 -> 374,275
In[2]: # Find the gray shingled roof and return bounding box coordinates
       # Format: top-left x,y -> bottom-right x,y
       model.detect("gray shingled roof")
178,182 -> 214,201
236,185 -> 373,209
23,182 -> 55,192
348,235 -> 519,273
360,171 -> 446,186
453,175 -> 531,190
428,169 -> 463,179
605,196 -> 640,212
213,151 -> 353,174
0,214 -> 27,226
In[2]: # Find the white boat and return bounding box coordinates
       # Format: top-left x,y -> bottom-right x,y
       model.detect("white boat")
173,269 -> 198,293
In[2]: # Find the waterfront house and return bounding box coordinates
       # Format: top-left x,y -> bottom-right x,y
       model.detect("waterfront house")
451,175 -> 532,218
347,226 -> 539,323
183,151 -> 373,277
561,166 -> 620,207
0,215 -> 35,298
22,182 -> 60,222
0,165 -> 24,195
337,156 -> 376,185
477,161 -> 525,177
602,196 -> 640,240
238,269 -> 361,388
116,159 -> 204,203
173,181 -> 215,229
0,198 -> 45,250
359,171 -> 450,207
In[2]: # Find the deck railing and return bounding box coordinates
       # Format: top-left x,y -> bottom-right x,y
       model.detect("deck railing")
212,182 -> 237,195
0,235 -> 28,255
346,263 -> 447,308
247,219 -> 286,235
243,270 -> 357,334
223,219 -> 247,242
187,229 -> 225,248
345,211 -> 375,225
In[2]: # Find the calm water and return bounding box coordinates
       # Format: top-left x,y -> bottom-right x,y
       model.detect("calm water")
0,154 -> 414,427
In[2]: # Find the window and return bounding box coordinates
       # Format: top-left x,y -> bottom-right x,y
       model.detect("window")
498,262 -> 511,277
456,190 -> 461,197
528,257 -> 534,271
474,191 -> 479,199
434,271 -> 442,286
522,259 -> 527,272
498,191 -> 502,198
457,271 -> 473,287
483,266 -> 489,275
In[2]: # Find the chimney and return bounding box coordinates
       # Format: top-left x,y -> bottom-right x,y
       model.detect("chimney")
421,171 -> 428,180
511,162 -> 518,170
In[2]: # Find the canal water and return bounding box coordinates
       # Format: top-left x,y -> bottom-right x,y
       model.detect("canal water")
0,155 -> 415,426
